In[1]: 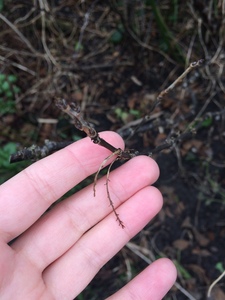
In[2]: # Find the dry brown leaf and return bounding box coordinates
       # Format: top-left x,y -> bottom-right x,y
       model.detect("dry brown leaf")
193,228 -> 210,247
208,287 -> 225,300
188,264 -> 208,283
173,239 -> 191,250
181,217 -> 210,246
192,248 -> 211,256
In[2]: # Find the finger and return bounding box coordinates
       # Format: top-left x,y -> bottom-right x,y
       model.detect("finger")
0,131 -> 124,242
43,185 -> 163,299
12,156 -> 159,271
107,258 -> 177,300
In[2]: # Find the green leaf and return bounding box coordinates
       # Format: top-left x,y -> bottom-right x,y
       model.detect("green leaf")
0,99 -> 16,114
12,85 -> 21,94
0,142 -> 29,184
110,29 -> 123,44
0,142 -> 17,168
0,0 -> 4,12
215,262 -> 224,273
174,260 -> 192,279
74,42 -> 83,51
1,80 -> 10,92
8,74 -> 17,83
129,109 -> 141,118
3,142 -> 17,154
0,73 -> 6,82
5,90 -> 13,99
201,117 -> 213,128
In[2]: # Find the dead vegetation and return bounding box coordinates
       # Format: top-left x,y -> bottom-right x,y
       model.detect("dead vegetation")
0,1 -> 225,299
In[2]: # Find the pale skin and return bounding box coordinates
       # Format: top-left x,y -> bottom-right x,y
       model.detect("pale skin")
0,131 -> 177,299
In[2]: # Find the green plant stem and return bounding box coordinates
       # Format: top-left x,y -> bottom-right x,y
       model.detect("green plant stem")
149,0 -> 184,62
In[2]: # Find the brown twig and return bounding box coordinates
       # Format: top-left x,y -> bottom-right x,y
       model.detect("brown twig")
157,59 -> 204,100
55,98 -> 119,153
0,12 -> 37,54
9,140 -> 73,163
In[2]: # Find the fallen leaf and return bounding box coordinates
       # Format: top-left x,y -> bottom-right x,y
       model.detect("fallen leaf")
173,239 -> 191,250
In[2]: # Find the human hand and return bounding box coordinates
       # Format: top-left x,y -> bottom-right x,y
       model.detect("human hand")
0,132 -> 176,299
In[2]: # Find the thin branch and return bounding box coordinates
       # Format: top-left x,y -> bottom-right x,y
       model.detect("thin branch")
55,98 -> 119,153
124,59 -> 204,142
0,13 -> 37,54
38,0 -> 58,67
207,270 -> 225,298
0,55 -> 37,76
157,59 -> 204,100
9,140 -> 72,163
74,0 -> 99,56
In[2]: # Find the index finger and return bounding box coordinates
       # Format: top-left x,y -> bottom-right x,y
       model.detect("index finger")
0,131 -> 124,242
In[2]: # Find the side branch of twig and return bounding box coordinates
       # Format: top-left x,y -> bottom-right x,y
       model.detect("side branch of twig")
157,59 -> 204,100
9,140 -> 73,163
55,98 -> 119,154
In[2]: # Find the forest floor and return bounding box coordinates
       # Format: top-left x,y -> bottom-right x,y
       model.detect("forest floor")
0,1 -> 225,299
